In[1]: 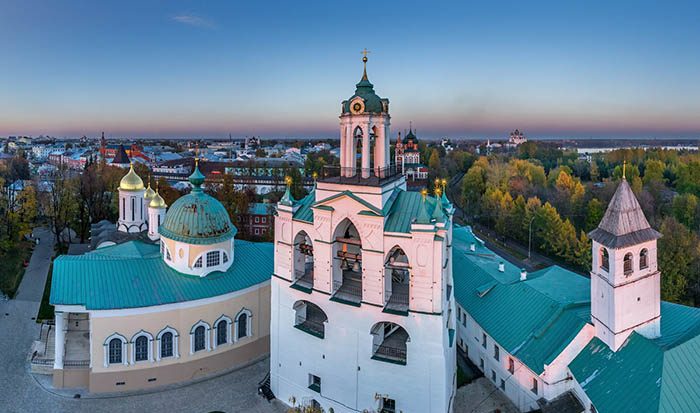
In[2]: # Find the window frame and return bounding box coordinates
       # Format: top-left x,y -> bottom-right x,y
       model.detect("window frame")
235,308 -> 253,341
206,250 -> 221,267
130,330 -> 154,364
640,248 -> 649,270
213,315 -> 233,349
103,333 -> 128,367
156,326 -> 179,360
189,320 -> 211,354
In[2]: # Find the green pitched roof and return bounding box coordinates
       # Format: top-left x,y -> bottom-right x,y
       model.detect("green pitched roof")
292,191 -> 315,223
452,226 -> 590,374
384,191 -> 443,233
569,302 -> 700,413
50,239 -> 273,310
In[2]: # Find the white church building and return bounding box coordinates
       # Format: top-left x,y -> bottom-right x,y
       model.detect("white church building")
270,55 -> 457,412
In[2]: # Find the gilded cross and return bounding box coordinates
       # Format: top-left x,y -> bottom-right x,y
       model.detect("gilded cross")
361,48 -> 370,60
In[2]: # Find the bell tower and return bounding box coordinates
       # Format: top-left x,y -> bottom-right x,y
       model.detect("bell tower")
339,49 -> 391,178
589,171 -> 662,351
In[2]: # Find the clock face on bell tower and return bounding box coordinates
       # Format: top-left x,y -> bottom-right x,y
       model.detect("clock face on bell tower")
351,100 -> 364,114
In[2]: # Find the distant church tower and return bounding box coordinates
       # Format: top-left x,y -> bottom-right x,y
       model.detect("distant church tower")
271,52 -> 456,413
117,164 -> 147,233
339,50 -> 391,178
589,169 -> 662,351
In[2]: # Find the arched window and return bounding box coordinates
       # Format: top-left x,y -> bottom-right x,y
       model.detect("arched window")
293,300 -> 328,339
131,197 -> 135,221
235,309 -> 252,341
135,336 -> 149,362
640,249 -> 649,269
103,333 -> 127,367
131,331 -> 153,363
292,231 -> 314,290
332,219 -> 362,305
109,338 -> 123,364
216,320 -> 228,345
156,326 -> 179,360
370,322 -> 410,365
222,252 -> 229,263
213,315 -> 232,348
194,326 -> 206,351
161,332 -> 174,358
194,257 -> 202,268
190,321 -> 210,354
166,248 -> 171,261
624,252 -> 633,275
206,251 -> 220,267
385,246 -> 410,313
601,248 -> 609,272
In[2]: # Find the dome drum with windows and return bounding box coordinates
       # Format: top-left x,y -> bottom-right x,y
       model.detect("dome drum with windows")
159,161 -> 238,277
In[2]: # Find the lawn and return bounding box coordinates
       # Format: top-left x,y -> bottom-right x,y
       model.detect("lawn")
0,240 -> 32,298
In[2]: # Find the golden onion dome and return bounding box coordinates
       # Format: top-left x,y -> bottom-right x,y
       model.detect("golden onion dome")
144,182 -> 156,199
149,191 -> 167,209
119,164 -> 145,191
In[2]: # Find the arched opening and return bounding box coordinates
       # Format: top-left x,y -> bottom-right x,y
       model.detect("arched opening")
371,322 -> 409,365
293,300 -> 328,339
624,252 -> 633,275
354,126 -> 364,176
640,248 -> 649,270
600,248 -> 609,272
384,246 -> 410,314
331,219 -> 362,305
292,231 -> 314,291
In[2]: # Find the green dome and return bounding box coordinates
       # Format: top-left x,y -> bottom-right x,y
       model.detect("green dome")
341,67 -> 388,115
159,164 -> 237,245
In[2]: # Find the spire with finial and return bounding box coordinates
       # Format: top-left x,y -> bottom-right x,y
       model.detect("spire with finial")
361,48 -> 370,81
188,150 -> 205,192
280,175 -> 295,206
432,187 -> 445,223
622,160 -> 627,180
415,188 -> 432,224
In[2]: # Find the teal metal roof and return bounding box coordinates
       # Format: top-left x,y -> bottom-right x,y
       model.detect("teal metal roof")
452,226 -> 591,374
248,202 -> 273,216
569,302 -> 700,413
160,190 -> 236,245
384,191 -> 445,233
292,190 -> 315,223
50,239 -> 272,310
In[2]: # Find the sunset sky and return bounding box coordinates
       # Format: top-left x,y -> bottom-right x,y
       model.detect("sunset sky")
1,0 -> 699,139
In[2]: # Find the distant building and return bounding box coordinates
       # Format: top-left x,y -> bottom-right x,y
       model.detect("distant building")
395,128 -> 428,181
245,136 -> 261,150
236,202 -> 274,238
110,144 -> 131,168
507,129 -> 527,146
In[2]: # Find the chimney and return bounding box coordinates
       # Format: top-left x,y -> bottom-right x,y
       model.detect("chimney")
499,262 -> 505,272
520,268 -> 527,281
470,243 -> 476,252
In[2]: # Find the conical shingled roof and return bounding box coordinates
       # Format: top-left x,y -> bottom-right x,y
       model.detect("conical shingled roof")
589,179 -> 661,249
112,144 -> 130,165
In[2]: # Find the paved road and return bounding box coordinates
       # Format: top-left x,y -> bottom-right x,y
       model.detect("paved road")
0,228 -> 287,413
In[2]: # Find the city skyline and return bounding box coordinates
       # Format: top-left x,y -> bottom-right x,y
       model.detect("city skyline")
2,0 -> 700,139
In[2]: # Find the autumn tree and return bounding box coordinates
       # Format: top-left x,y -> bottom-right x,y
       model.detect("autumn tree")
658,217 -> 699,303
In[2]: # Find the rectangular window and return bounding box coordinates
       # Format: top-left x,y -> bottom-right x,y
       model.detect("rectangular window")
508,358 -> 515,374
479,358 -> 484,370
381,397 -> 396,413
494,345 -> 500,361
491,370 -> 496,382
482,333 -> 487,349
206,251 -> 220,267
255,216 -> 259,223
308,374 -> 321,393
500,379 -> 506,390
255,228 -> 260,235
531,378 -> 538,394
261,217 -> 266,223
